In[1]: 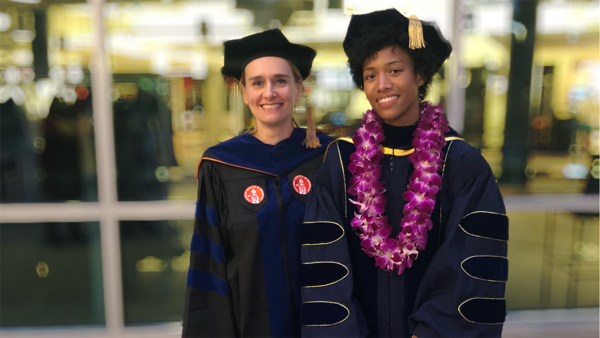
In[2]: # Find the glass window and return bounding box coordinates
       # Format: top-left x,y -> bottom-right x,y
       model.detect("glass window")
112,75 -> 180,201
458,2 -> 599,195
103,1 -> 255,202
507,212 -> 599,310
0,222 -> 104,327
0,4 -> 97,203
120,220 -> 192,324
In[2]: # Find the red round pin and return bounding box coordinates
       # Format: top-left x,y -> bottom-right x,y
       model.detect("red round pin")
244,185 -> 264,204
292,175 -> 311,195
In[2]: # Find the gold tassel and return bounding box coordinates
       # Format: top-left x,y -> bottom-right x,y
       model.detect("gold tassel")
303,106 -> 321,149
408,14 -> 426,50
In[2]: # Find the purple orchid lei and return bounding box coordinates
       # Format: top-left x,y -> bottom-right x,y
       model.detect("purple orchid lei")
347,101 -> 450,274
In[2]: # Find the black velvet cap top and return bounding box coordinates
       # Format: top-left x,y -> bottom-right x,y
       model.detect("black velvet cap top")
221,29 -> 317,81
343,8 -> 453,71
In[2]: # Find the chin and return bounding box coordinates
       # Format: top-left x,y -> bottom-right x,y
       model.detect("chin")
375,108 -> 402,120
257,116 -> 291,127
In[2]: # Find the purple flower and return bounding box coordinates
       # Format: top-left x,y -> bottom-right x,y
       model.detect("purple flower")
364,121 -> 381,135
401,191 -> 421,211
415,233 -> 428,250
405,209 -> 421,222
374,255 -> 392,271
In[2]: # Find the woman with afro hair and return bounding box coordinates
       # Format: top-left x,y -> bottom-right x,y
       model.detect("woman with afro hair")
299,9 -> 508,338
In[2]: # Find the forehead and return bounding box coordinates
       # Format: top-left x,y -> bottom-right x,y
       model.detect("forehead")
244,56 -> 293,77
364,45 -> 413,68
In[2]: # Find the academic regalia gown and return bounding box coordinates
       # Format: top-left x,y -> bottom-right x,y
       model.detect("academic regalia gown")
183,128 -> 333,337
301,123 -> 508,338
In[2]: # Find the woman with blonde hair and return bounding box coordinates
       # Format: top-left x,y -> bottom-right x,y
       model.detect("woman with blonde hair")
183,29 -> 332,337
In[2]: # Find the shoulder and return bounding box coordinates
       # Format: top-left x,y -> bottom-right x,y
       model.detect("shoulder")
207,134 -> 255,153
198,136 -> 249,173
444,138 -> 494,186
324,137 -> 355,163
200,133 -> 263,170
446,139 -> 488,167
197,152 -> 220,176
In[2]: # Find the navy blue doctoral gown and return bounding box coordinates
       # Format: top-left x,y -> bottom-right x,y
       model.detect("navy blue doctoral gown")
300,123 -> 508,338
183,129 -> 332,337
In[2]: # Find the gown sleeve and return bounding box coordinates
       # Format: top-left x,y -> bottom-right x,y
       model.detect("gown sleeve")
409,144 -> 509,338
300,142 -> 369,337
183,160 -> 236,337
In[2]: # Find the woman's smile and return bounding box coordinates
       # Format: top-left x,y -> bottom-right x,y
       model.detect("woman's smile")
260,103 -> 283,109
376,94 -> 399,106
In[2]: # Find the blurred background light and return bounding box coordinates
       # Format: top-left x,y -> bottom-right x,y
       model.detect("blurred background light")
155,166 -> 170,183
10,86 -> 25,105
66,64 -> 84,85
0,86 -> 10,103
3,66 -> 20,85
49,66 -> 66,83
9,0 -> 41,3
0,13 -> 11,32
61,87 -> 77,104
35,261 -> 49,278
330,111 -> 347,126
20,66 -> 35,83
10,50 -> 33,66
135,256 -> 168,273
9,30 -> 34,43
561,163 -> 590,179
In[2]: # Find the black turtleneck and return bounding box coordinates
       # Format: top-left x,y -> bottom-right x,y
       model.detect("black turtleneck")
381,122 -> 418,149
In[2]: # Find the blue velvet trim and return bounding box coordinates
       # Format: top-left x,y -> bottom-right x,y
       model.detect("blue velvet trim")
301,262 -> 348,287
195,201 -> 219,227
283,186 -> 306,337
301,302 -> 349,326
206,129 -> 332,176
190,233 -> 225,264
301,222 -> 344,245
256,179 -> 292,337
462,256 -> 508,282
187,268 -> 229,296
461,212 -> 508,241
459,298 -> 506,324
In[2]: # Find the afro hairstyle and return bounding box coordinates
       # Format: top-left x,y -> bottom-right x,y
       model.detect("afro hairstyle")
346,23 -> 443,101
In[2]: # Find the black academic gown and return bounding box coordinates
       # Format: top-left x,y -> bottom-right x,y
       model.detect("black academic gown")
301,123 -> 508,338
183,128 -> 333,338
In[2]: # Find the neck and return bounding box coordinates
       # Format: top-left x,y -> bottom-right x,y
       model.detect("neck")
383,102 -> 421,127
253,121 -> 294,145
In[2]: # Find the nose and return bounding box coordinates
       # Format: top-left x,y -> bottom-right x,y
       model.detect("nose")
377,72 -> 392,92
263,81 -> 276,99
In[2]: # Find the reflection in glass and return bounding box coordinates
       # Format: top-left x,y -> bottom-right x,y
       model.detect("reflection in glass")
0,2 -> 98,203
120,220 -> 191,324
0,100 -> 41,202
0,222 -> 104,327
112,76 -> 178,201
41,95 -> 97,202
506,212 -> 599,310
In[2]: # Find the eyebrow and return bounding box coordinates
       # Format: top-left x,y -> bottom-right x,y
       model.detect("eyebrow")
248,74 -> 291,81
363,60 -> 405,71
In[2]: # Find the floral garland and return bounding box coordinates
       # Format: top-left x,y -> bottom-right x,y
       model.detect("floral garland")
347,102 -> 449,274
